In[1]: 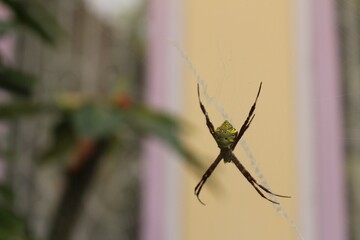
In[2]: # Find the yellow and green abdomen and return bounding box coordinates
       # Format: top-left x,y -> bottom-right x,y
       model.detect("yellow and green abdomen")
214,120 -> 238,150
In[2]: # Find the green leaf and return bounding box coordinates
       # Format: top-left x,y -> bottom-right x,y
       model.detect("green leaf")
0,102 -> 54,119
0,206 -> 23,235
39,114 -> 76,163
72,104 -> 124,138
0,184 -> 14,204
1,0 -> 62,45
0,68 -> 36,97
0,207 -> 29,240
0,184 -> 35,240
128,107 -> 204,171
128,107 -> 180,133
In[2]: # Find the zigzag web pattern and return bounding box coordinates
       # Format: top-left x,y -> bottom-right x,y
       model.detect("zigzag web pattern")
171,42 -> 304,240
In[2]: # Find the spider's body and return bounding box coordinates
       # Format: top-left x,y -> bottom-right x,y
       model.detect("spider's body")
214,120 -> 237,162
215,120 -> 237,149
195,83 -> 290,205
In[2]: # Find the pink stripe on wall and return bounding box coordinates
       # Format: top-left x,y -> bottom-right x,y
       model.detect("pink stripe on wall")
141,0 -> 169,240
312,0 -> 348,239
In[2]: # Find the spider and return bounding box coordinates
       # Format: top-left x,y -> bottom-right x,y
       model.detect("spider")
195,82 -> 290,205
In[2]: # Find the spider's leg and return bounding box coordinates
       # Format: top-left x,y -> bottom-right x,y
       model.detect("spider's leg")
231,82 -> 262,150
197,83 -> 216,138
257,184 -> 291,198
231,154 -> 279,204
231,154 -> 290,204
195,153 -> 223,205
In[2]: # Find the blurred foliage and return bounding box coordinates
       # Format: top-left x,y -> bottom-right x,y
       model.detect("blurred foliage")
0,1 -> 200,240
0,68 -> 36,97
0,184 -> 33,240
0,0 -> 63,239
0,102 -> 53,118
0,0 -> 62,45
38,96 -> 200,168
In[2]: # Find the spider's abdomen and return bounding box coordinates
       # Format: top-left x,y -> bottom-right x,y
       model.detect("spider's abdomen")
214,120 -> 238,150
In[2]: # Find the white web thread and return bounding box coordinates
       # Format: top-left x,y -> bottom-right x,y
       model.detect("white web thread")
240,141 -> 305,240
172,42 -> 305,240
170,42 -> 233,123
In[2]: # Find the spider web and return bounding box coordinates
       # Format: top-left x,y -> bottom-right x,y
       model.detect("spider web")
171,41 -> 305,240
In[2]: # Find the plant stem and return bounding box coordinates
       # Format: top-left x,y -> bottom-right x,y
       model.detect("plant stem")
47,138 -> 108,240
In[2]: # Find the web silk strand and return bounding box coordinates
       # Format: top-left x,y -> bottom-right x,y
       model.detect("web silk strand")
172,42 -> 305,240
170,41 -> 233,123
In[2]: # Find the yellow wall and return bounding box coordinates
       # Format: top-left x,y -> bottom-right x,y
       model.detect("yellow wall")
181,1 -> 298,239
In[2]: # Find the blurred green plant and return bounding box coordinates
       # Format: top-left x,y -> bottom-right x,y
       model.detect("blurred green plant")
0,1 -> 201,240
0,0 -> 62,45
44,95 -> 202,240
0,184 -> 34,240
0,0 -> 63,238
